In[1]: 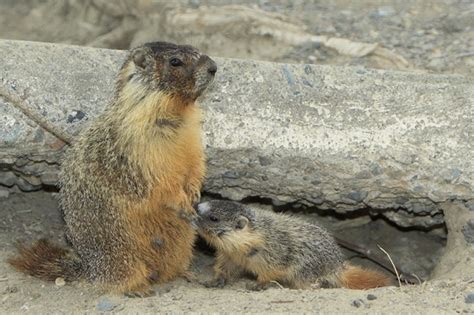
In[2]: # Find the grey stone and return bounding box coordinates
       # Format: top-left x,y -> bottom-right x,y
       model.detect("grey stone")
462,220 -> 474,245
258,156 -> 272,166
0,40 -> 473,230
96,297 -> 120,312
351,299 -> 364,308
66,110 -> 86,123
346,191 -> 368,202
465,293 -> 474,304
222,171 -> 240,179
0,189 -> 9,199
0,171 -> 17,187
466,200 -> 474,212
427,58 -> 446,71
367,294 -> 377,301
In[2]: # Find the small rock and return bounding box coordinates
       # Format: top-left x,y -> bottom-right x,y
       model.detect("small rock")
0,189 -> 9,199
427,58 -> 446,71
258,156 -> 272,166
347,191 -> 368,202
271,198 -> 286,207
466,200 -> 474,212
222,170 -> 240,179
443,16 -> 468,33
96,297 -> 120,312
189,0 -> 200,8
462,220 -> 474,245
4,286 -> 18,294
371,6 -> 395,18
367,294 -> 377,301
67,110 -> 86,123
351,299 -> 364,308
465,293 -> 474,304
55,277 -> 66,287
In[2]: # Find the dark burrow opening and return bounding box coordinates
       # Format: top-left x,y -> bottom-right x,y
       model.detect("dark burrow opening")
201,193 -> 448,284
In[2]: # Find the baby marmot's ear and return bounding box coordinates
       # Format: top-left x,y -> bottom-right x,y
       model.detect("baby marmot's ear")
131,47 -> 152,69
236,216 -> 249,230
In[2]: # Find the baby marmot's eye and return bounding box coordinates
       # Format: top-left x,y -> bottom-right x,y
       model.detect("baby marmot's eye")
209,215 -> 219,222
170,58 -> 184,67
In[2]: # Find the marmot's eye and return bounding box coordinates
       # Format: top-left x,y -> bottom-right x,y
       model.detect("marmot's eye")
170,58 -> 184,67
209,215 -> 219,222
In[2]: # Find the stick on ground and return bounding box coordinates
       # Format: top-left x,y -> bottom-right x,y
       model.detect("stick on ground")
0,85 -> 73,145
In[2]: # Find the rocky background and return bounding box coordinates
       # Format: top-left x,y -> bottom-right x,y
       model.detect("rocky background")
0,0 -> 473,75
0,0 -> 473,313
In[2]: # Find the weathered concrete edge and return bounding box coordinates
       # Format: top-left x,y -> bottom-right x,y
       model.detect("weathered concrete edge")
1,40 -> 473,231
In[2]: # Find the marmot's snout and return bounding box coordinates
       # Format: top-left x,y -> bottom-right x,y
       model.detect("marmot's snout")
194,55 -> 217,95
206,58 -> 217,76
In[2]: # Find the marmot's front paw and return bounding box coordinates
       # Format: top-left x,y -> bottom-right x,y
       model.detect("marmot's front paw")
185,185 -> 201,205
180,271 -> 198,283
179,208 -> 198,223
246,282 -> 280,291
124,288 -> 156,298
201,277 -> 226,288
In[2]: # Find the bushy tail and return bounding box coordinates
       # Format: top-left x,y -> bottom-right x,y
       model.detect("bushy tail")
8,239 -> 82,282
337,263 -> 392,290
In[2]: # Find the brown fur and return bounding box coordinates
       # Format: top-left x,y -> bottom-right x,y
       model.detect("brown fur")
8,239 -> 77,281
8,42 -> 216,295
196,201 -> 393,291
337,263 -> 392,290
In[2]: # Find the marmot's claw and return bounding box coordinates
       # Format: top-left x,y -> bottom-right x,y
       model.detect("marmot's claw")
124,288 -> 156,298
202,277 -> 226,288
246,282 -> 277,291
182,271 -> 197,283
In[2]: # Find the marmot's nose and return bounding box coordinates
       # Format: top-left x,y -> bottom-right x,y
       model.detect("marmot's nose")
207,60 -> 217,76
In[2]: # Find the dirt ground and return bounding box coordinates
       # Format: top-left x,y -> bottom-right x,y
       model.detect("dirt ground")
1,0 -> 474,313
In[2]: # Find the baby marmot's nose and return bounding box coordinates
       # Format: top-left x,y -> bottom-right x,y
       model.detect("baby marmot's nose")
208,60 -> 217,76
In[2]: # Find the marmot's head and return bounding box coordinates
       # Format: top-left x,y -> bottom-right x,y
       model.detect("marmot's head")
195,200 -> 257,251
121,42 -> 217,101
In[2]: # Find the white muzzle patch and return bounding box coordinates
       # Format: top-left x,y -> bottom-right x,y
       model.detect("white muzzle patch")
197,202 -> 210,215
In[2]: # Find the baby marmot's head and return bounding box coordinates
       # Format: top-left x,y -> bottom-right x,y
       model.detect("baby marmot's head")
195,200 -> 255,249
122,42 -> 217,101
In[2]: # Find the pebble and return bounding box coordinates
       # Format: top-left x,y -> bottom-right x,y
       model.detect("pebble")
67,110 -> 86,123
351,299 -> 364,308
371,6 -> 395,18
0,189 -> 9,199
96,297 -> 121,312
465,293 -> 474,304
367,294 -> 377,301
427,58 -> 446,71
55,277 -> 66,287
4,286 -> 18,294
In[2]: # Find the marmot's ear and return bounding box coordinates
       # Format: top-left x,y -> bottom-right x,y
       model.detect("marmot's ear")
131,47 -> 151,69
236,216 -> 249,230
